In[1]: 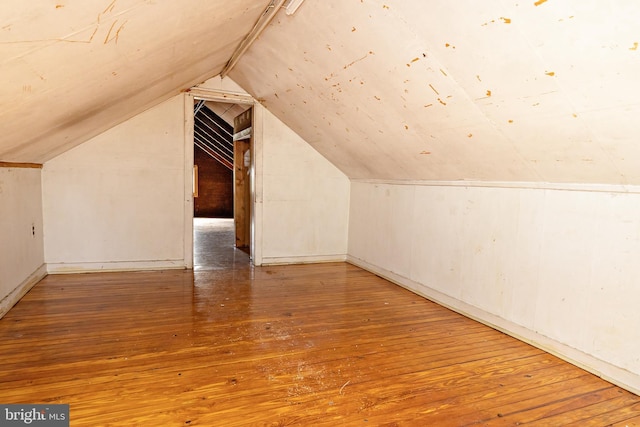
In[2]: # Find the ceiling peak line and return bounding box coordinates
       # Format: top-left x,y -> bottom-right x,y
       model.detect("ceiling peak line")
283,0 -> 306,15
221,0 -> 287,79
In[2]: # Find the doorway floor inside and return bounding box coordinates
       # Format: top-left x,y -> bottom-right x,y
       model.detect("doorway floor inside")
193,218 -> 250,271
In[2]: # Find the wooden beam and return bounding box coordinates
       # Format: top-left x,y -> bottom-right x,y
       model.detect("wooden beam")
186,87 -> 254,105
0,161 -> 42,169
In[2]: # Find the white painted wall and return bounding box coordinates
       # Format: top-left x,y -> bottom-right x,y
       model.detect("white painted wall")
0,167 -> 46,317
348,180 -> 640,394
257,105 -> 350,265
42,95 -> 191,273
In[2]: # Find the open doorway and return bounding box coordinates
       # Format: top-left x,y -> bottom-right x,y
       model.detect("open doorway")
191,98 -> 253,269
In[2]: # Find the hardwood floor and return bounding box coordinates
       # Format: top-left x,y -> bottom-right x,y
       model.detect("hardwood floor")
1,220 -> 639,426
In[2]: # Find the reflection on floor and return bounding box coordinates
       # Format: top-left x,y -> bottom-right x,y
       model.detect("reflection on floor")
193,218 -> 250,270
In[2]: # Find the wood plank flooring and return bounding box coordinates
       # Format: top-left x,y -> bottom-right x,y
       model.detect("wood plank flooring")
1,222 -> 639,425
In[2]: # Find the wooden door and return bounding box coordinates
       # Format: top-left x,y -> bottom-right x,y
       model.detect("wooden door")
233,108 -> 252,249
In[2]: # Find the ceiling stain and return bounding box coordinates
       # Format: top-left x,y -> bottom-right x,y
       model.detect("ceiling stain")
406,57 -> 420,66
343,51 -> 374,70
5,0 -> 121,45
103,0 -> 117,14
104,19 -> 127,44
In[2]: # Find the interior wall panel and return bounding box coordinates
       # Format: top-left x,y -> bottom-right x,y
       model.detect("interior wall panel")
348,180 -> 640,394
0,167 -> 45,317
42,95 -> 188,272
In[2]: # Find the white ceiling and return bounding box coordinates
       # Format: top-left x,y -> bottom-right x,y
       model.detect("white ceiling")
2,0 -> 640,185
230,0 -> 640,184
205,101 -> 248,127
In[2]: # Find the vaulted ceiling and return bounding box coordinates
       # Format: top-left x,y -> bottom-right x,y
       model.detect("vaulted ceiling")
2,0 -> 640,185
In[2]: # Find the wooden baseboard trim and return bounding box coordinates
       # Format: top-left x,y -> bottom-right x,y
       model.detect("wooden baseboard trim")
260,254 -> 347,266
0,264 -> 48,319
47,260 -> 187,274
0,162 -> 42,169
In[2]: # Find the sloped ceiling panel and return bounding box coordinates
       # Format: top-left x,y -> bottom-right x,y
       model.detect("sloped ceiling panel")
0,0 -> 272,163
230,0 -> 640,184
